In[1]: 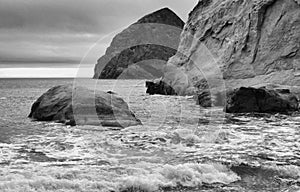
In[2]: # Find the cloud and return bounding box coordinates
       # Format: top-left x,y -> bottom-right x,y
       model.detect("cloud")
0,0 -> 198,74
0,68 -> 80,78
0,0 -> 196,34
0,31 -> 101,63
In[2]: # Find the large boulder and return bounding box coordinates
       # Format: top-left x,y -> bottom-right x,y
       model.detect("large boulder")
225,87 -> 299,113
28,85 -> 142,127
93,8 -> 184,79
158,0 -> 300,95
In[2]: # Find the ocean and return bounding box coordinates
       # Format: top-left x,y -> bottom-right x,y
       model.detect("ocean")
0,78 -> 299,192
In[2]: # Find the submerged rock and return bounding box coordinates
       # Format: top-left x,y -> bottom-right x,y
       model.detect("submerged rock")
28,85 -> 142,127
93,8 -> 184,79
226,87 -> 299,113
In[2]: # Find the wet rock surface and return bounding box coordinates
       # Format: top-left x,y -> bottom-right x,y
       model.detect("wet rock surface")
225,87 -> 299,113
93,8 -> 184,79
28,85 -> 142,127
196,91 -> 212,108
146,80 -> 177,95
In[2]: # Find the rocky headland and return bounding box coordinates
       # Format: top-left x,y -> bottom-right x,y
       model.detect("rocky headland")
146,0 -> 300,113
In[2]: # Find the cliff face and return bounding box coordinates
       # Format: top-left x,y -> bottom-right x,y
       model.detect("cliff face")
163,0 -> 300,95
93,8 -> 184,79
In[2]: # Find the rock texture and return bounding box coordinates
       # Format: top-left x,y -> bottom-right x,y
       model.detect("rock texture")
28,85 -> 142,127
93,8 -> 184,79
226,87 -> 299,113
146,79 -> 176,95
195,91 -> 212,108
160,0 -> 300,95
196,89 -> 227,108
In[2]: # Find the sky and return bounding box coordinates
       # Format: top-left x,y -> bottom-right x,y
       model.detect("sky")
0,0 -> 198,78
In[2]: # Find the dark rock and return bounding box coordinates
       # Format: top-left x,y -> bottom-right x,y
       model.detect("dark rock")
146,80 -> 177,95
225,87 -> 299,113
93,8 -> 184,79
65,119 -> 76,126
107,91 -> 116,95
29,85 -> 142,128
275,88 -> 290,94
136,7 -> 185,27
196,91 -> 212,107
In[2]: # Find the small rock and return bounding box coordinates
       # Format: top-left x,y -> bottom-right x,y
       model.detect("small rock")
196,91 -> 212,107
107,91 -> 116,95
146,80 -> 177,95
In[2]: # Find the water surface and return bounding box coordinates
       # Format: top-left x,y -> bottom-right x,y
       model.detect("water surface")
0,78 -> 299,192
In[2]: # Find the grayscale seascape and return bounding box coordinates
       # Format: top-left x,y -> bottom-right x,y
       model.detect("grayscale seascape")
0,78 -> 299,191
0,0 -> 300,191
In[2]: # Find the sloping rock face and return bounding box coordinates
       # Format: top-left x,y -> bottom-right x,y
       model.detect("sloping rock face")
226,87 -> 299,113
93,8 -> 184,79
28,85 -> 142,128
162,0 -> 300,95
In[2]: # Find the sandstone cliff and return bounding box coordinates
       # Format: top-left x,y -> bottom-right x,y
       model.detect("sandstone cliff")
93,8 -> 184,79
162,0 -> 300,95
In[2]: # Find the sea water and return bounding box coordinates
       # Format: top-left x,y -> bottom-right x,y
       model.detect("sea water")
0,78 -> 299,192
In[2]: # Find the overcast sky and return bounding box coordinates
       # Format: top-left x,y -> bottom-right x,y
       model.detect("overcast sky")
0,0 -> 198,77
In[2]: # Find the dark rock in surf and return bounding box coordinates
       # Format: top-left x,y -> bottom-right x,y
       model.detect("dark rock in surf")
107,91 -> 117,95
29,85 -> 142,127
93,8 -> 184,79
226,87 -> 299,113
196,91 -> 212,108
146,80 -> 177,95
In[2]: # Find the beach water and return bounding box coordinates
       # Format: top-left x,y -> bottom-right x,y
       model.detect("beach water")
0,78 -> 299,192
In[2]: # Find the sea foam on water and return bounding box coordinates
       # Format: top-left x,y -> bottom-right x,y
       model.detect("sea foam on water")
1,79 -> 300,192
119,163 -> 240,191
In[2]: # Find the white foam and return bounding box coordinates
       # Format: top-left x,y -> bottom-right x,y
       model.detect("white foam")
119,163 -> 240,191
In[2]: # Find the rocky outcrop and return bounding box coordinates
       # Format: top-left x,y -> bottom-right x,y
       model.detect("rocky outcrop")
226,87 -> 299,113
160,0 -> 300,96
195,91 -> 212,108
146,79 -> 176,95
93,8 -> 184,79
28,85 -> 142,127
195,89 -> 227,108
